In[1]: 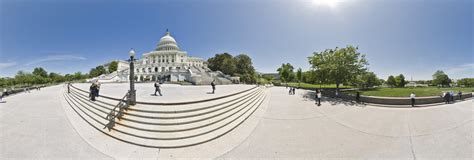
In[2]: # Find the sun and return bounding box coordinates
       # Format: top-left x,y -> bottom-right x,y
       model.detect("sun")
311,0 -> 342,8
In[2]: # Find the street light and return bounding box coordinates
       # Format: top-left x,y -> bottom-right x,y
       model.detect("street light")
128,48 -> 136,105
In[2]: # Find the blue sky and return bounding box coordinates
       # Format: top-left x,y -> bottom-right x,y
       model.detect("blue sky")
1,0 -> 472,80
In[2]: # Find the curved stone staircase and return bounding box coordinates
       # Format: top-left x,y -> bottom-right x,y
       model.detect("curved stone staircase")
62,84 -> 266,148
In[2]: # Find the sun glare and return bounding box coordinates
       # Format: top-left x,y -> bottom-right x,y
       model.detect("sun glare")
311,0 -> 342,9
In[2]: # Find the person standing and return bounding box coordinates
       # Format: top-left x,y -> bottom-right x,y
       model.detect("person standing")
0,88 -> 6,102
410,92 -> 416,107
458,91 -> 462,101
356,91 -> 361,103
317,90 -> 322,106
67,82 -> 71,94
292,87 -> 296,95
211,79 -> 216,94
450,91 -> 454,103
90,83 -> 97,101
315,89 -> 319,105
289,87 -> 292,95
154,81 -> 162,96
443,92 -> 449,104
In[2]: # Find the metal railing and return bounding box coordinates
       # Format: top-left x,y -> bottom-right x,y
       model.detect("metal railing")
104,91 -> 130,131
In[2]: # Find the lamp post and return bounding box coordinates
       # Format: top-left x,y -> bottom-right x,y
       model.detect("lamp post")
128,48 -> 136,105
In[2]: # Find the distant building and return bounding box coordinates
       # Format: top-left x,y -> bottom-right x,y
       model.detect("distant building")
92,30 -> 239,85
405,81 -> 428,87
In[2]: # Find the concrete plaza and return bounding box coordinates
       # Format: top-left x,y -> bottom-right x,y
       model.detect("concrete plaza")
0,84 -> 472,159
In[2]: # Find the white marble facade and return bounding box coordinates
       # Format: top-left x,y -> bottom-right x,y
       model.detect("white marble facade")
131,31 -> 206,82
95,31 -> 236,85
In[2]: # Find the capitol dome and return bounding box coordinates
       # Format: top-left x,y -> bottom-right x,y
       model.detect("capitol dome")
156,31 -> 180,51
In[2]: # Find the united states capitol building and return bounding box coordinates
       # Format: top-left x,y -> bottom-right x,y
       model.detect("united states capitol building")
95,31 -> 239,85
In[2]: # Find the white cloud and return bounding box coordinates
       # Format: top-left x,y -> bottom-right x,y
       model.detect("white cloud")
25,55 -> 87,66
445,63 -> 474,74
0,62 -> 18,70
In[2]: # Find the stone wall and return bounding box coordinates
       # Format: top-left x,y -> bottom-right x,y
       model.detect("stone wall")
340,91 -> 472,105
292,86 -> 473,105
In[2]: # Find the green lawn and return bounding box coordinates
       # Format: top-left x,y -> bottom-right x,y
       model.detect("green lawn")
286,82 -> 352,89
346,87 -> 474,97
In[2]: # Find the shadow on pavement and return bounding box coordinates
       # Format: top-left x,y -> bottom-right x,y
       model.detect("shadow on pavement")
301,90 -> 366,107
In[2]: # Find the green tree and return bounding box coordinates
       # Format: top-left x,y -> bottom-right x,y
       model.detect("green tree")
308,45 -> 368,90
49,72 -> 65,83
387,75 -> 396,88
457,78 -> 474,87
277,63 -> 294,83
432,70 -> 450,87
33,67 -> 48,78
395,74 -> 406,87
89,66 -> 107,78
73,72 -> 85,80
233,54 -> 256,83
108,61 -> 118,73
379,79 -> 386,85
355,72 -> 380,89
296,68 -> 302,82
207,53 -> 236,75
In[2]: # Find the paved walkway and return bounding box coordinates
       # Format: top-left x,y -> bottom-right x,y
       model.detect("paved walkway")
0,85 -> 112,159
1,85 -> 472,159
219,87 -> 473,159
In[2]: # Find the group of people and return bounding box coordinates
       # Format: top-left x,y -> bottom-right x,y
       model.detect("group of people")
152,79 -> 217,97
442,91 -> 462,104
89,82 -> 101,101
288,87 -> 296,95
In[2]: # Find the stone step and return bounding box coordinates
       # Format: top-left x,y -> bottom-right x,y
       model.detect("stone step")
68,88 -> 262,119
109,94 -> 265,139
62,89 -> 267,148
71,85 -> 262,114
66,89 -> 264,132
69,84 -> 260,112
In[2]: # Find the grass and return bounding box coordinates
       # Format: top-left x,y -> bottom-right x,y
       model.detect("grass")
346,87 -> 474,97
286,82 -> 352,89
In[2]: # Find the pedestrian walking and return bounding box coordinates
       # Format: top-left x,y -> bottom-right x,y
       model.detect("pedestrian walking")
211,79 -> 216,94
289,87 -> 292,95
292,87 -> 296,95
410,92 -> 416,107
154,81 -> 162,96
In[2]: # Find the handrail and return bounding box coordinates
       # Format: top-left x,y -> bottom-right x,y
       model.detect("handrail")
104,91 -> 130,131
